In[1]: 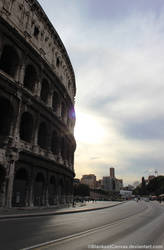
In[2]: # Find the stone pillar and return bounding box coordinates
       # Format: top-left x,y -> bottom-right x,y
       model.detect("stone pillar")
58,184 -> 62,205
0,179 -> 6,207
45,173 -> 49,207
6,160 -> 16,208
35,66 -> 43,98
34,80 -> 41,97
12,100 -> 22,147
32,113 -> 40,153
47,88 -> 53,108
58,101 -> 62,118
28,168 -> 34,207
28,185 -> 34,207
17,63 -> 25,86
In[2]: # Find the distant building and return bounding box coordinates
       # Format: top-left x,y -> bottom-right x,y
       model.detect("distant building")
117,179 -> 123,189
102,168 -> 123,192
81,174 -> 96,189
122,185 -> 134,191
120,190 -> 133,199
110,168 -> 115,178
96,179 -> 102,189
102,176 -> 114,192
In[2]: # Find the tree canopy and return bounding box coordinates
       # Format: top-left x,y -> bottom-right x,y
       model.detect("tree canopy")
133,176 -> 164,196
73,183 -> 90,197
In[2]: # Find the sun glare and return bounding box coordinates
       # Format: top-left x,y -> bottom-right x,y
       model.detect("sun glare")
74,112 -> 106,144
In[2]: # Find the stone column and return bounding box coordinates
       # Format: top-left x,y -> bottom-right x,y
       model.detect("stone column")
12,100 -> 22,147
34,80 -> 41,97
0,178 -> 6,207
32,113 -> 40,153
17,63 -> 25,86
45,173 -> 49,207
47,88 -> 53,108
28,168 -> 34,207
35,65 -> 43,98
6,160 -> 16,208
58,100 -> 62,118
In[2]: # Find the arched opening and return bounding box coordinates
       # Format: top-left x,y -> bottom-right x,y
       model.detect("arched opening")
48,176 -> 56,205
61,102 -> 67,123
61,137 -> 67,161
38,122 -> 48,149
20,112 -> 33,142
33,173 -> 45,206
12,168 -> 28,207
23,65 -> 37,92
56,57 -> 60,68
65,180 -> 69,195
40,79 -> 49,104
0,45 -> 19,78
58,179 -> 64,203
51,131 -> 59,155
0,98 -> 13,136
52,91 -> 60,113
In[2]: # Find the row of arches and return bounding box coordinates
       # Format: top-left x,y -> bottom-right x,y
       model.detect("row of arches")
12,167 -> 72,207
0,45 -> 75,128
0,96 -> 74,166
0,166 -> 72,207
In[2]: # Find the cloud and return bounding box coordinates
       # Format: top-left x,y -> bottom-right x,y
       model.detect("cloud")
121,118 -> 164,140
38,0 -> 164,183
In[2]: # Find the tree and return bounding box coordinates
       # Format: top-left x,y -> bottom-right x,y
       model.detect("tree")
141,177 -> 147,195
147,176 -> 164,195
73,184 -> 90,197
133,185 -> 142,196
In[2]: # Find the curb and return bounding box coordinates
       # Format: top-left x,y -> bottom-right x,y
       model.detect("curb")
0,202 -> 125,220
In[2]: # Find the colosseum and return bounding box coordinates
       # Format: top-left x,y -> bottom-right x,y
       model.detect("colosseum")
0,0 -> 76,208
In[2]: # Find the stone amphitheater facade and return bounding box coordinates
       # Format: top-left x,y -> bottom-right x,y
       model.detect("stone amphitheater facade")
0,0 -> 76,208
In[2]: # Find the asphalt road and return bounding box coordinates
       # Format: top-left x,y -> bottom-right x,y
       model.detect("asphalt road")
0,201 -> 164,250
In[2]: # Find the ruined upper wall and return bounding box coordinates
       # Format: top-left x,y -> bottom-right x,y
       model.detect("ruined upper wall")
0,0 -> 76,101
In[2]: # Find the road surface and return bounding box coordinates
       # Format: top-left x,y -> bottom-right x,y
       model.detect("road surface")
0,201 -> 163,250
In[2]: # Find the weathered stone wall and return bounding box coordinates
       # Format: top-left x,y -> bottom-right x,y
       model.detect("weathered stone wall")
0,0 -> 76,208
0,0 -> 76,101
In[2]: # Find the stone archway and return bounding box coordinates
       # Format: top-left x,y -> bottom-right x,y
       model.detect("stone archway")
58,179 -> 64,204
40,79 -> 49,104
12,168 -> 28,207
38,122 -> 48,150
33,172 -> 45,206
23,64 -> 37,92
0,45 -> 19,78
52,91 -> 60,113
20,112 -> 34,143
0,97 -> 13,137
48,176 -> 57,205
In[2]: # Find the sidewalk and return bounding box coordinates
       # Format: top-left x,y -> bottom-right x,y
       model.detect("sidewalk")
0,201 -> 124,219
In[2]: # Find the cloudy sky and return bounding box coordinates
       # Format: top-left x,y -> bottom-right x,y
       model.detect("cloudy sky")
38,0 -> 164,185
